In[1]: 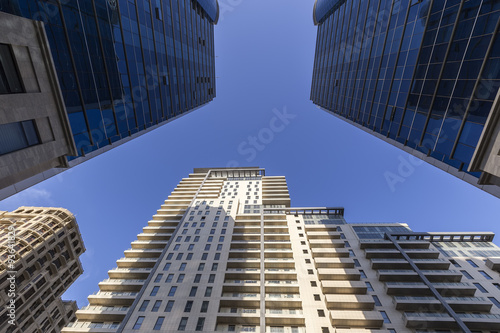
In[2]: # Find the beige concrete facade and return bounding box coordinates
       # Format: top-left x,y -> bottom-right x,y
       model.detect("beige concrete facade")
0,206 -> 85,333
64,167 -> 500,332
0,11 -> 77,197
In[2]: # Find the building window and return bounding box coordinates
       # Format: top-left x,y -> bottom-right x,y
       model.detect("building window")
138,300 -> 149,312
177,274 -> 185,283
132,316 -> 144,329
168,286 -> 177,296
314,294 -> 321,301
154,274 -> 163,283
201,301 -> 209,313
152,300 -> 162,312
450,259 -> 461,267
202,253 -> 208,260
188,244 -> 194,251
489,297 -> 500,308
461,270 -> 473,279
174,244 -> 180,250
353,259 -> 361,267
184,300 -> 193,312
0,120 -> 41,156
164,300 -> 174,312
380,311 -> 391,323
360,270 -> 367,278
153,317 -> 164,330
176,253 -> 183,260
321,328 -> 329,333
209,274 -> 216,283
212,263 -> 218,271
195,317 -> 205,331
204,244 -> 211,251
317,309 -> 325,317
310,281 -> 317,287
217,244 -> 223,250
373,295 -> 382,306
308,269 -> 314,275
178,317 -> 188,331
179,263 -> 187,271
479,271 -> 493,280
150,286 -> 160,296
165,274 -> 174,283
366,282 -> 374,291
205,287 -> 213,297
166,253 -> 173,260
0,44 -> 24,94
189,286 -> 198,297
198,263 -> 205,271
348,250 -> 355,257
493,283 -> 500,290
194,274 -> 201,283
467,259 -> 479,267
186,253 -> 193,260
219,236 -> 225,242
474,283 -> 488,293
214,253 -> 221,260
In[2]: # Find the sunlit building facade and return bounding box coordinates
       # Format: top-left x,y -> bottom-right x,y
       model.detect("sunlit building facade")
0,0 -> 218,199
311,0 -> 500,197
0,207 -> 85,333
63,167 -> 500,332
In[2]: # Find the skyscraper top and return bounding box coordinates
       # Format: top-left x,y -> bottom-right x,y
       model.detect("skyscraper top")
313,0 -> 345,25
197,0 -> 220,23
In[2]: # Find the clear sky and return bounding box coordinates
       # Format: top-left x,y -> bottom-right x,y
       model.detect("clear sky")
1,0 -> 499,307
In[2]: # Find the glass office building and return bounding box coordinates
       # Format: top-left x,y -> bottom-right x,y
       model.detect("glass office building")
311,0 -> 500,197
0,0 -> 218,197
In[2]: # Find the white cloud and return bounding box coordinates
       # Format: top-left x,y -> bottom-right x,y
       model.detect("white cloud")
0,187 -> 54,210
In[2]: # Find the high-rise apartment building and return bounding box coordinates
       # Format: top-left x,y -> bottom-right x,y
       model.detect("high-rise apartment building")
310,0 -> 500,198
63,167 -> 500,332
0,207 -> 85,333
0,0 -> 219,200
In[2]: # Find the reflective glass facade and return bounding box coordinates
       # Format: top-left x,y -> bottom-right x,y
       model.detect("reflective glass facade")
1,0 -> 217,159
311,0 -> 500,191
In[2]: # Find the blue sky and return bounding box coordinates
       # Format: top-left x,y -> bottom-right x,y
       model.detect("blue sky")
1,0 -> 499,307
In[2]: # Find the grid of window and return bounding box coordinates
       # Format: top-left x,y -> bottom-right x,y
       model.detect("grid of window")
311,0 -> 500,180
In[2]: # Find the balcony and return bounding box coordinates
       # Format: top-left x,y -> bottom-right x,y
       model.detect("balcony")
265,293 -> 302,308
130,240 -> 167,249
377,270 -> 462,282
359,240 -> 430,249
62,321 -> 120,332
486,257 -> 500,272
98,279 -> 144,292
217,307 -> 260,325
371,258 -> 450,270
317,268 -> 361,280
265,280 -> 299,293
123,248 -> 162,258
306,231 -> 341,239
223,283 -> 260,293
325,294 -> 375,310
394,296 -> 493,312
87,291 -> 138,306
404,312 -> 500,330
311,248 -> 350,258
309,239 -> 346,248
116,257 -> 156,268
314,257 -> 355,269
75,305 -> 129,321
330,310 -> 384,328
136,232 -> 171,241
321,280 -> 367,294
107,267 -> 151,279
364,248 -> 440,259
385,282 -> 476,297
